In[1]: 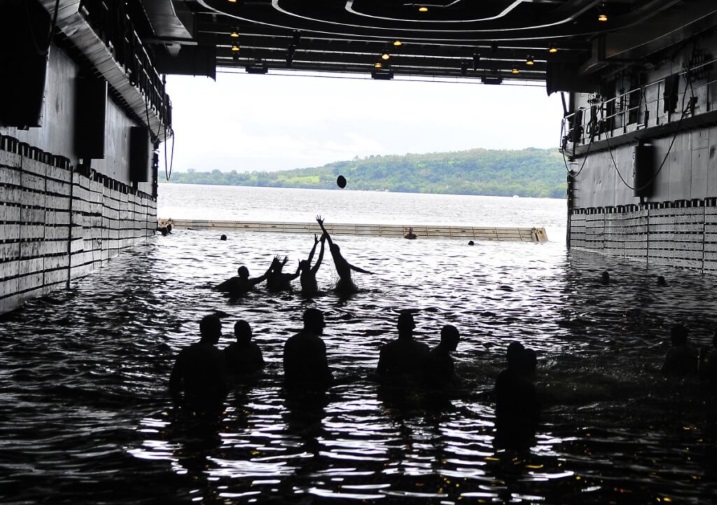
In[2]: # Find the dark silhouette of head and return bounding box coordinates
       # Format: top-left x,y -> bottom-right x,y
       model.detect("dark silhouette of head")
397,312 -> 415,339
200,314 -> 222,345
601,271 -> 610,285
234,320 -> 252,345
303,308 -> 325,334
237,266 -> 249,279
220,234 -> 227,241
440,324 -> 460,351
299,260 -> 310,271
657,275 -> 667,286
468,240 -> 475,246
506,341 -> 525,369
670,324 -> 688,346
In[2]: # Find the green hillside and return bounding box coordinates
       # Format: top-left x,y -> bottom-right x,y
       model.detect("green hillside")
162,148 -> 568,198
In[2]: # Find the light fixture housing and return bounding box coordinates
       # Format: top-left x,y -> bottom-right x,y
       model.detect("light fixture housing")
231,43 -> 240,52
526,55 -> 534,66
246,60 -> 268,74
374,61 -> 383,69
548,44 -> 558,54
372,69 -> 394,80
393,40 -> 402,47
418,6 -> 428,12
381,50 -> 390,61
512,66 -> 519,74
482,75 -> 503,85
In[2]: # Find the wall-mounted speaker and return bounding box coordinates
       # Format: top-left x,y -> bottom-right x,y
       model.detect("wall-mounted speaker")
633,143 -> 654,198
129,127 -> 150,183
75,77 -> 107,158
0,0 -> 50,128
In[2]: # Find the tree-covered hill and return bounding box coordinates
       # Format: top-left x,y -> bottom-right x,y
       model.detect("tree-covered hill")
162,148 -> 568,198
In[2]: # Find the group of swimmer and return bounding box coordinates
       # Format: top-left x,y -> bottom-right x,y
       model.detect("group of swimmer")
216,216 -> 372,297
169,307 -> 542,451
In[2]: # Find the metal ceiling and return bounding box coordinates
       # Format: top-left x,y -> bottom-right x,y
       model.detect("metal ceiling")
140,0 -> 717,89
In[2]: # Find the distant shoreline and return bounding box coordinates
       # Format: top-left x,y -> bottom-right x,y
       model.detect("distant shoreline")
158,147 -> 567,199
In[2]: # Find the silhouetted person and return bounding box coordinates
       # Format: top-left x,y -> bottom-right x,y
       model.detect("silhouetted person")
404,227 -> 417,239
224,320 -> 264,376
283,308 -> 333,389
220,234 -> 227,241
216,264 -> 271,296
699,329 -> 717,385
376,312 -> 430,384
424,324 -> 460,387
494,341 -> 540,451
266,255 -> 300,292
468,240 -> 475,246
299,234 -> 326,296
169,314 -> 228,414
601,271 -> 610,285
662,324 -> 698,377
316,215 -> 372,294
657,275 -> 667,286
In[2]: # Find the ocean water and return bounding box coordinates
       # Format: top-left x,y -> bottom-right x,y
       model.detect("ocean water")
1,185 -> 717,504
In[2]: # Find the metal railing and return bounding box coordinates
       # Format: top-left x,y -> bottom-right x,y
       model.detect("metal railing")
560,57 -> 717,152
78,0 -> 171,131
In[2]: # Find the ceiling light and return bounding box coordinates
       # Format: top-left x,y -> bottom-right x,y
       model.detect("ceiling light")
231,43 -> 240,52
418,6 -> 428,12
393,40 -> 402,47
598,3 -> 608,22
230,29 -> 239,38
526,55 -> 534,66
381,50 -> 390,61
374,62 -> 383,69
512,66 -> 519,74
548,43 -> 558,54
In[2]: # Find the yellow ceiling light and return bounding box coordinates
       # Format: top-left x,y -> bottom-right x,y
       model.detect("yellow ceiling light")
231,43 -> 240,52
230,30 -> 239,38
381,50 -> 390,60
526,55 -> 534,65
374,61 -> 383,69
548,43 -> 558,54
598,3 -> 608,22
393,40 -> 402,47
418,6 -> 428,12
512,66 -> 520,74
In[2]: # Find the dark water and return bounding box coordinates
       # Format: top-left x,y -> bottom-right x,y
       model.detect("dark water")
2,229 -> 717,504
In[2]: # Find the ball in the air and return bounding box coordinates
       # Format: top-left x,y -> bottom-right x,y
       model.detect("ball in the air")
337,175 -> 347,188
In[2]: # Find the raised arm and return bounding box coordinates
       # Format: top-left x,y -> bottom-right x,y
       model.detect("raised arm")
349,262 -> 373,275
306,234 -> 319,265
316,215 -> 334,247
311,235 -> 326,275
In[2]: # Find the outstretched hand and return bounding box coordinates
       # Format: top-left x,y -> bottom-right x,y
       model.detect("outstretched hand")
316,215 -> 324,226
314,234 -> 319,244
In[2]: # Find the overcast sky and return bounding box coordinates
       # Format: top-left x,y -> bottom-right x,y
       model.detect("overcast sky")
161,71 -> 565,173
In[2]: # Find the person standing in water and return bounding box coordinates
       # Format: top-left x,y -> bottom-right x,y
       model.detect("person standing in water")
266,255 -> 301,292
169,314 -> 228,414
316,215 -> 372,294
299,233 -> 326,296
216,264 -> 271,296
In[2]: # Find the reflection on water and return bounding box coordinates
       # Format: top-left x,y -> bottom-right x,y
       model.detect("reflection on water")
2,226 -> 717,504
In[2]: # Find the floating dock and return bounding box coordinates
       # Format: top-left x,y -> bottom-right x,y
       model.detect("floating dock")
159,219 -> 548,242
